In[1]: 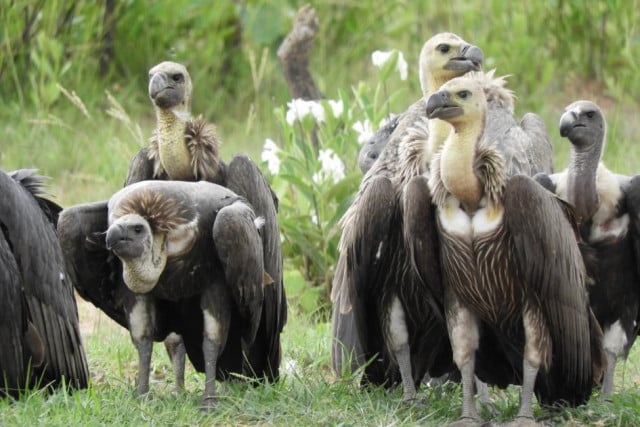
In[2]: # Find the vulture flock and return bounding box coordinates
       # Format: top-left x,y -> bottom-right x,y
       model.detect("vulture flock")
0,29 -> 638,424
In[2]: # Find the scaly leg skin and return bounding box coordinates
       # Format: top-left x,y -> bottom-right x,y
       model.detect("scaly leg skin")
600,350 -> 617,398
201,335 -> 221,411
135,338 -> 153,397
475,378 -> 497,416
516,359 -> 538,420
388,297 -> 416,402
164,333 -> 186,392
446,297 -> 481,424
396,343 -> 417,402
460,358 -> 479,421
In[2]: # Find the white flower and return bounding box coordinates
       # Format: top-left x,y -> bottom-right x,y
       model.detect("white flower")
311,213 -> 319,226
313,148 -> 345,184
327,99 -> 344,118
371,49 -> 408,81
352,119 -> 374,144
261,138 -> 281,175
396,51 -> 408,80
282,358 -> 300,377
285,98 -> 327,124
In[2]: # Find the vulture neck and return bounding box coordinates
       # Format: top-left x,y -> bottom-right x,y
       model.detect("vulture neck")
440,117 -> 484,212
567,143 -> 602,223
156,108 -> 193,180
122,233 -> 168,294
424,73 -> 459,159
428,118 -> 454,159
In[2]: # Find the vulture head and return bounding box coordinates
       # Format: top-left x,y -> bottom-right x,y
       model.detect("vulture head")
148,61 -> 193,117
106,213 -> 167,294
419,33 -> 483,97
559,100 -> 606,153
426,75 -> 487,125
106,185 -> 199,294
106,213 -> 153,260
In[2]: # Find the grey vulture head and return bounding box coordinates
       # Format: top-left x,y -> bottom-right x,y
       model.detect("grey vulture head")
148,61 -> 193,115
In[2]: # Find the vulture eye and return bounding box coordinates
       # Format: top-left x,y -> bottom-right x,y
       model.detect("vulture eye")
437,44 -> 450,54
133,225 -> 144,234
458,90 -> 471,99
585,111 -> 595,119
172,73 -> 184,83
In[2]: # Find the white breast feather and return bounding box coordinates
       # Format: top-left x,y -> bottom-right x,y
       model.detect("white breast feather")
438,196 -> 472,239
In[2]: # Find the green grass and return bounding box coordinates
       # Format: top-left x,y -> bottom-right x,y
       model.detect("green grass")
0,302 -> 638,426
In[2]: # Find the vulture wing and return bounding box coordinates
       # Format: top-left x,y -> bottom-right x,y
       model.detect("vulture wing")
223,155 -> 287,380
341,176 -> 397,383
482,82 -> 553,177
58,201 -> 128,328
503,174 -> 601,405
0,170 -> 89,392
623,175 -> 640,340
125,147 -> 161,184
402,175 -> 443,316
0,216 -> 28,395
211,199 -> 264,348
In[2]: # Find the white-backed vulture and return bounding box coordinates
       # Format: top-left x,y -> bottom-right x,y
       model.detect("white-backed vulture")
425,76 -> 604,422
63,180 -> 271,407
535,100 -> 640,396
58,61 -> 286,405
0,169 -> 89,396
331,32 -> 485,398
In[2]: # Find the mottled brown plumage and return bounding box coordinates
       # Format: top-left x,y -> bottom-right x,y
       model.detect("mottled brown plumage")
331,33 -> 485,397
112,189 -> 196,234
426,76 -> 603,423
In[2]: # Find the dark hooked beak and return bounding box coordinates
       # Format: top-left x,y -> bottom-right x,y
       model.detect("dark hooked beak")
444,44 -> 484,72
426,90 -> 463,120
559,110 -> 580,138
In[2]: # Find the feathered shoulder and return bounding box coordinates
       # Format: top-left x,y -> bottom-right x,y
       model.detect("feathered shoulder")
468,69 -> 514,113
9,169 -> 62,225
396,116 -> 430,186
147,115 -> 224,183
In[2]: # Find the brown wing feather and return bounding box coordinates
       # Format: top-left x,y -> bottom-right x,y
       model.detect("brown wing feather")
223,154 -> 286,380
0,170 -> 89,392
504,174 -> 600,405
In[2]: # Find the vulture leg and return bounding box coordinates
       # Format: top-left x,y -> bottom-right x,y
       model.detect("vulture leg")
388,297 -> 415,402
517,308 -> 546,420
601,350 -> 617,396
447,293 -> 480,422
164,332 -> 186,391
127,295 -> 156,396
200,285 -> 232,411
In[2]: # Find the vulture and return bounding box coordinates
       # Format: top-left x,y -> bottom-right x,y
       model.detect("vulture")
58,61 -> 286,405
61,180 -> 273,407
331,32 -> 485,398
425,75 -> 604,422
535,100 -> 640,396
0,169 -> 89,397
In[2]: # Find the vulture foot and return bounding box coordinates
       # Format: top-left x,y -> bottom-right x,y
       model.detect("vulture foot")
501,416 -> 545,427
444,417 -> 485,427
200,395 -> 218,412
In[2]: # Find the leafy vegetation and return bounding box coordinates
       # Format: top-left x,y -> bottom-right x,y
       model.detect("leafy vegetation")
1,2 -> 640,424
